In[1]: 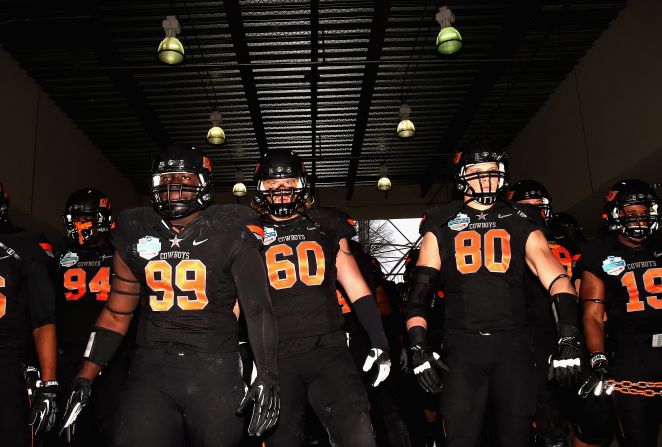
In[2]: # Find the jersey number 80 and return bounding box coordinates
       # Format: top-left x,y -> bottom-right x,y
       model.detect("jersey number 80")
455,229 -> 511,274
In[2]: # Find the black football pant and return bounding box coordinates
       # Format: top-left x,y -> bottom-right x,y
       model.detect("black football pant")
265,344 -> 376,447
439,332 -> 537,447
0,359 -> 30,447
610,336 -> 662,447
112,348 -> 245,447
530,327 -> 570,445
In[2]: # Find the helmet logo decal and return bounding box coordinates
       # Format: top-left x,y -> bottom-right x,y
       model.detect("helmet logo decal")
453,152 -> 462,165
202,156 -> 212,172
605,190 -> 618,202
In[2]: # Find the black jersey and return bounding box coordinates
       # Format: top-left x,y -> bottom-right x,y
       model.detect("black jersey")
112,205 -> 263,353
0,226 -> 57,359
576,235 -> 662,337
420,200 -> 543,332
56,244 -> 114,355
259,207 -> 355,342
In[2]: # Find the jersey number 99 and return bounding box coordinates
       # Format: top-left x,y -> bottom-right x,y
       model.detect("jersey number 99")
145,259 -> 208,311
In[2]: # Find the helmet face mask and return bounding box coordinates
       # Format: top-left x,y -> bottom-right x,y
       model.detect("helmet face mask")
604,179 -> 659,242
150,145 -> 213,220
253,150 -> 310,217
457,160 -> 507,205
507,179 -> 552,221
63,188 -> 112,246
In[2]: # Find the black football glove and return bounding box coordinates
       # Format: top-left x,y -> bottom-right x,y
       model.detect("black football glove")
548,325 -> 583,387
578,353 -> 614,398
362,348 -> 391,387
28,380 -> 58,435
24,365 -> 40,402
411,344 -> 448,393
236,371 -> 280,437
58,378 -> 92,440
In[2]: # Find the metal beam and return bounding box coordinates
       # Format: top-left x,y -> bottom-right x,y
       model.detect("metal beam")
223,0 -> 269,156
344,0 -> 392,200
419,1 -> 542,196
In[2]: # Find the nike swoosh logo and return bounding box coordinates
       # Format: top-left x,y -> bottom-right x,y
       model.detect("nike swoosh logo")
498,214 -> 512,218
306,226 -> 317,231
0,255 -> 9,261
654,252 -> 662,257
192,239 -> 208,246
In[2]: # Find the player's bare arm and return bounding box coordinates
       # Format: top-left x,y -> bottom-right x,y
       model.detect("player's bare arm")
32,323 -> 57,381
580,270 -> 606,354
77,250 -> 139,381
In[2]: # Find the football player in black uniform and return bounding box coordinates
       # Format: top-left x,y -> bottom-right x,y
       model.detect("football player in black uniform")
252,149 -> 391,447
509,180 -> 573,447
56,188 -> 130,445
405,145 -> 583,447
577,179 -> 661,447
0,182 -> 59,446
58,145 -> 279,447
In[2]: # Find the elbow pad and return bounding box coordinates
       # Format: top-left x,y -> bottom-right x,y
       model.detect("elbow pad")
404,266 -> 440,320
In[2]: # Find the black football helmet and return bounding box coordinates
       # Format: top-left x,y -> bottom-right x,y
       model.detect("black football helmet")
548,212 -> 585,243
508,179 -> 552,221
63,188 -> 112,246
0,182 -> 8,225
253,149 -> 310,217
603,179 -> 659,240
454,143 -> 507,205
150,144 -> 213,220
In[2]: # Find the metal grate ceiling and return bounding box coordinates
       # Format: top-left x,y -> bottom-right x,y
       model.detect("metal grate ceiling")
0,0 -> 625,197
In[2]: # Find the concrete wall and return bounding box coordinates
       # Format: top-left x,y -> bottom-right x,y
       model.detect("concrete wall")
507,0 -> 662,236
0,49 -> 141,241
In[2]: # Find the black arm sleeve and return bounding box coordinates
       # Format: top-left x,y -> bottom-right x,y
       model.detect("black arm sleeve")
232,247 -> 278,374
352,295 -> 389,349
25,256 -> 57,329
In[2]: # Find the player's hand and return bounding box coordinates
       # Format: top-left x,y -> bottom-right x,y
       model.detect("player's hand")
411,344 -> 448,393
236,370 -> 280,436
548,327 -> 582,387
578,353 -> 614,398
58,378 -> 92,440
362,347 -> 391,387
28,380 -> 59,435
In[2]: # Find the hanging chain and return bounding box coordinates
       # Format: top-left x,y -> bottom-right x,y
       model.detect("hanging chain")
608,380 -> 662,397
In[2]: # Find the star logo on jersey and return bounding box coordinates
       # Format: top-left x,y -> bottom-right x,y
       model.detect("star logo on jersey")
477,212 -> 488,221
169,235 -> 183,248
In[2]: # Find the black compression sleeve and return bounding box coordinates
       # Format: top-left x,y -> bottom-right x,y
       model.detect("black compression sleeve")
232,247 -> 278,374
404,266 -> 440,320
352,295 -> 389,349
25,258 -> 57,328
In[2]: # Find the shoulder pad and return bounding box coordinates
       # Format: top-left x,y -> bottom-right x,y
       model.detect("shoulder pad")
115,207 -> 153,228
205,204 -> 259,226
304,207 -> 356,239
9,230 -> 51,261
420,201 -> 464,235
